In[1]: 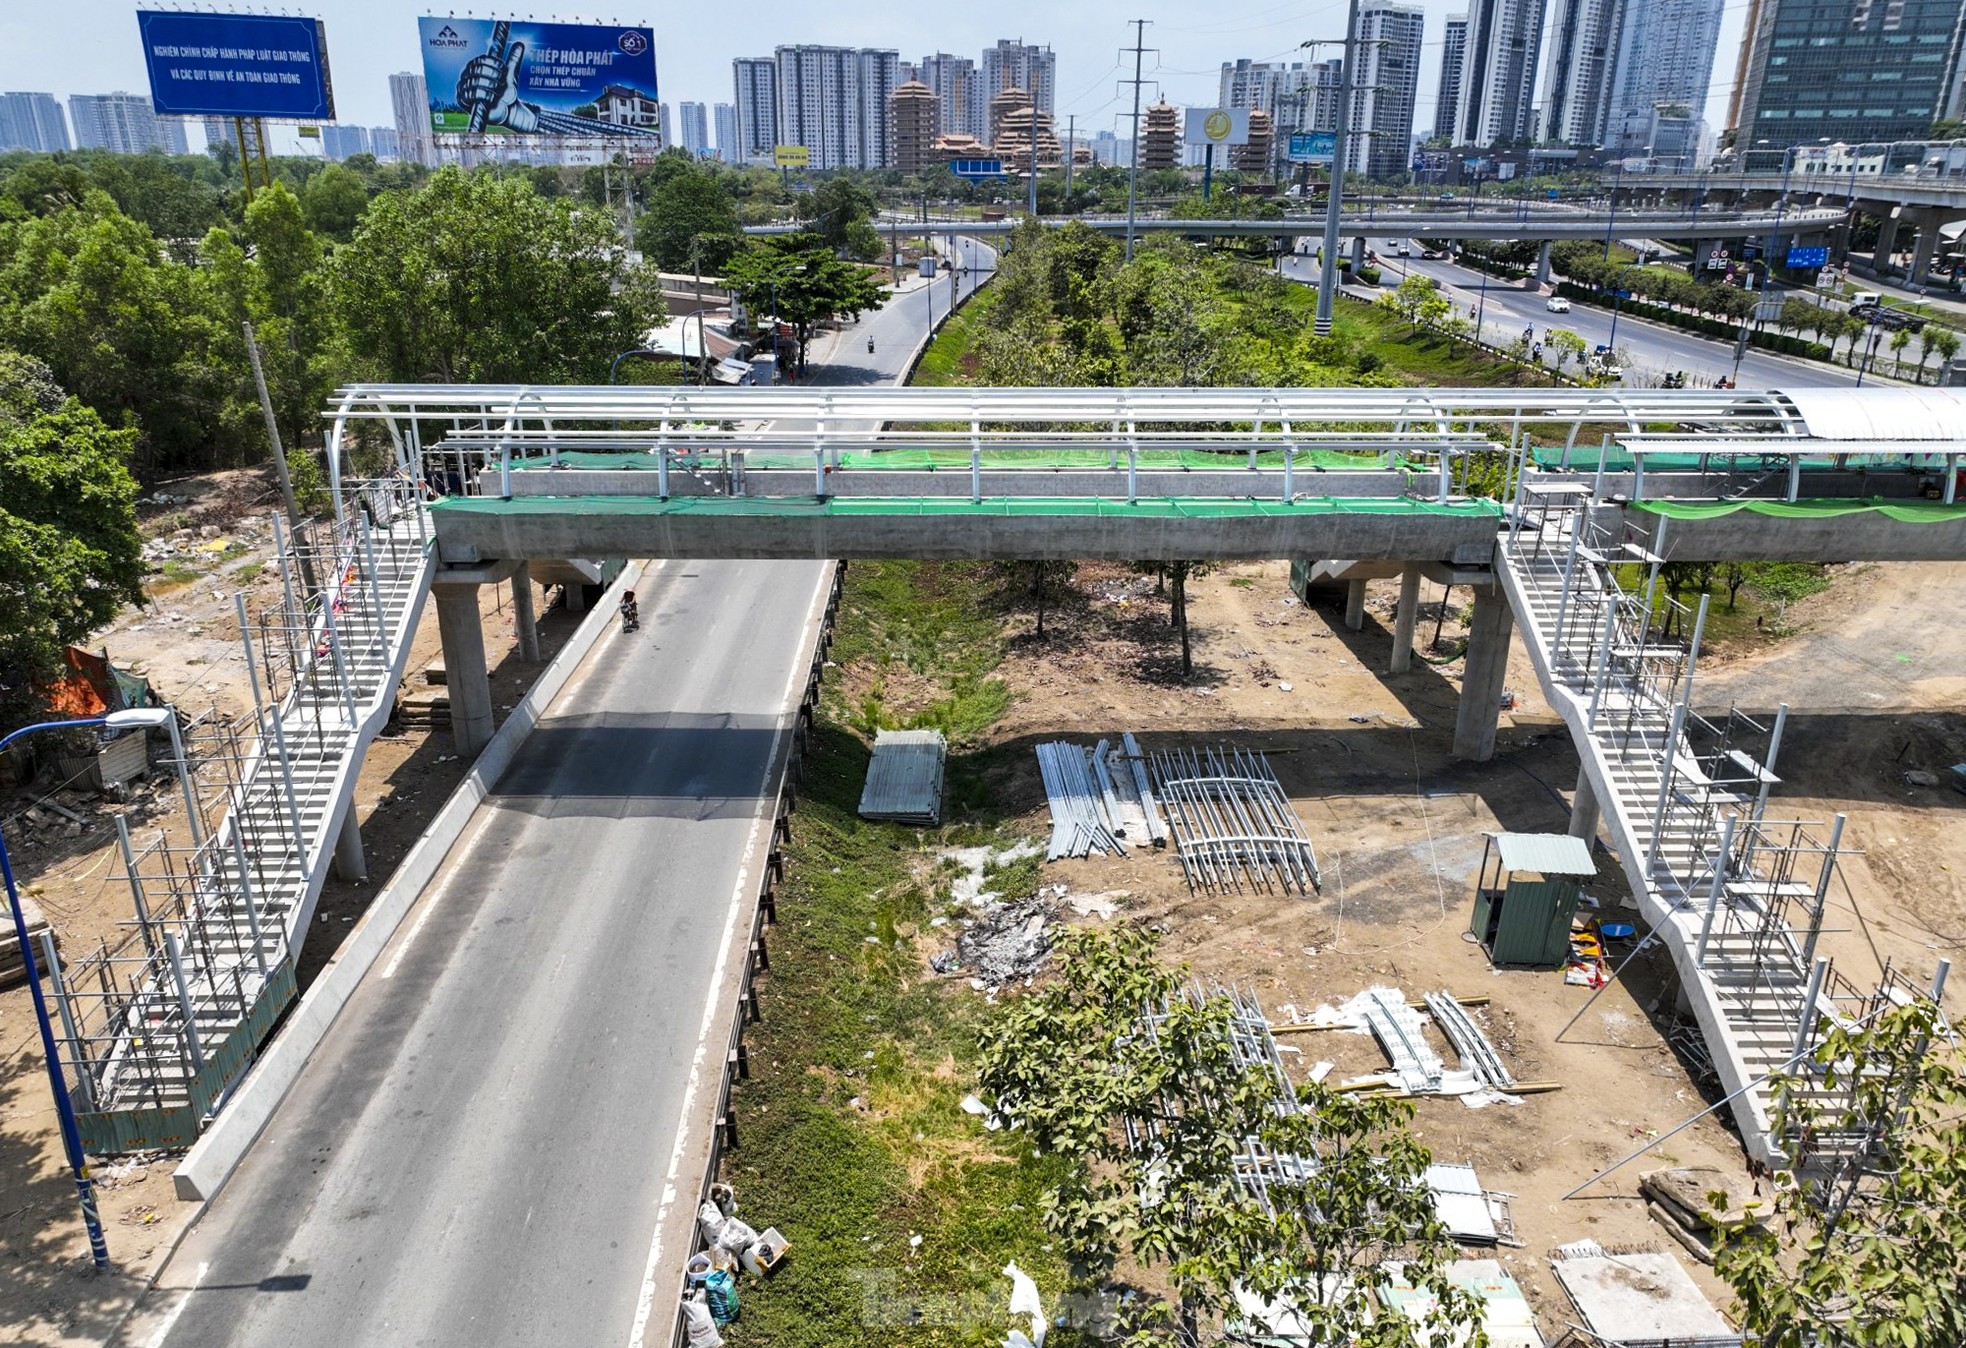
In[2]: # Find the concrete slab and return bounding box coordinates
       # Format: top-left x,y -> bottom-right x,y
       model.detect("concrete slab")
1550,1241 -> 1737,1344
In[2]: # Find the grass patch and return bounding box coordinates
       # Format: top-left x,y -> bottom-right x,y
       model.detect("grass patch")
1334,294 -> 1557,388
830,561 -> 1014,745
912,286 -> 1000,387
719,561 -> 1080,1347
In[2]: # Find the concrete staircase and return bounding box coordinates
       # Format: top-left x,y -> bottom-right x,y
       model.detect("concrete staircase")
1496,518 -> 1828,1162
60,486 -> 436,1152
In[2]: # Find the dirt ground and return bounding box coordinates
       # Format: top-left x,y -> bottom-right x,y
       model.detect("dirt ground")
0,470 -> 590,1347
925,557 -> 1966,1338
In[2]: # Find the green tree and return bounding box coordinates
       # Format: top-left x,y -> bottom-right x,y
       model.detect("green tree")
724,239 -> 886,374
797,176 -> 879,255
300,163 -> 370,241
330,166 -> 644,383
0,351 -> 143,731
1548,328 -> 1586,376
976,926 -> 1481,1346
635,168 -> 743,273
1711,998 -> 1966,1347
1927,326 -> 1960,376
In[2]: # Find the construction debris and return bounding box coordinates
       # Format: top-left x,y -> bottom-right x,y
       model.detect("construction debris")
1425,1162 -> 1520,1246
1149,745 -> 1320,895
1425,991 -> 1516,1090
939,897 -> 1053,985
1550,1241 -> 1738,1346
1380,1260 -> 1543,1348
0,891 -> 51,990
1036,737 -> 1166,860
1639,1167 -> 1768,1266
859,729 -> 947,825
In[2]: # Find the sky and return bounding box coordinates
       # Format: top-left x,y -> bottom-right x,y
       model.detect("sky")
2,0 -> 1756,153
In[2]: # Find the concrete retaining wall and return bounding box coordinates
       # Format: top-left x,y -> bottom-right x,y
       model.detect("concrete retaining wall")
172,561 -> 645,1204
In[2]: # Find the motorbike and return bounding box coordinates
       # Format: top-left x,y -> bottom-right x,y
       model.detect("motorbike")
619,593 -> 640,633
867,337 -> 876,355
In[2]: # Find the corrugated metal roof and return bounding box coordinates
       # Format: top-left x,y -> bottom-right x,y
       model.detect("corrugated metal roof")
858,729 -> 947,825
1783,387 -> 1966,441
1492,832 -> 1595,877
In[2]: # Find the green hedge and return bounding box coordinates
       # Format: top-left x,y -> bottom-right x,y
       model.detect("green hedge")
1550,281 -> 1833,362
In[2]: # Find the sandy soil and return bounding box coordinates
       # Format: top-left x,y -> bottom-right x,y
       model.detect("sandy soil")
914,558 -> 1966,1338
0,470 -> 590,1347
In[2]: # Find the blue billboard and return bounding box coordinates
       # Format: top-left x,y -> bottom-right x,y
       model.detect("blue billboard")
1786,245 -> 1830,269
949,157 -> 1006,181
1287,131 -> 1336,164
136,11 -> 334,120
418,17 -> 660,139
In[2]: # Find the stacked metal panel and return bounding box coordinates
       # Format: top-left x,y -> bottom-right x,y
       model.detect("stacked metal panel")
1149,745 -> 1322,895
1035,737 -> 1167,860
858,729 -> 947,825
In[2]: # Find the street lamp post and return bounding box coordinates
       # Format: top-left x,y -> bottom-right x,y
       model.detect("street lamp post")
1,706 -> 175,1269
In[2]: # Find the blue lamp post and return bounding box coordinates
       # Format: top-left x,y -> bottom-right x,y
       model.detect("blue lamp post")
1,706 -> 175,1268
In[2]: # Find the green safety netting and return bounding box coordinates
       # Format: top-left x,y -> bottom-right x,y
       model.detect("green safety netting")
433,494 -> 1503,520
509,447 -> 1413,472
1634,498 -> 1966,524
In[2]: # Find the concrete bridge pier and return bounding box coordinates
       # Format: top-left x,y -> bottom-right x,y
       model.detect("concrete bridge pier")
1873,208 -> 1902,275
1344,578 -> 1368,630
1908,209 -> 1944,287
1351,235 -> 1367,270
432,559 -> 517,757
1535,240 -> 1553,286
1389,565 -> 1422,673
512,563 -> 541,663
332,809 -> 367,882
1452,582 -> 1513,762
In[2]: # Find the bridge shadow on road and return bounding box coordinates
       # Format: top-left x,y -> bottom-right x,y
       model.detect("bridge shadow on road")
489,712 -> 787,822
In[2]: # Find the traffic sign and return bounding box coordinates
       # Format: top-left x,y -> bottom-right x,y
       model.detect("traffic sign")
1785,245 -> 1829,269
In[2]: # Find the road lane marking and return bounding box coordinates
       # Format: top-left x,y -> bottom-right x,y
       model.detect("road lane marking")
144,1262 -> 209,1348
625,566 -> 833,1348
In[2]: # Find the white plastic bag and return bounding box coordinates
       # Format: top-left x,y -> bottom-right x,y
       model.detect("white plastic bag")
681,1291 -> 724,1348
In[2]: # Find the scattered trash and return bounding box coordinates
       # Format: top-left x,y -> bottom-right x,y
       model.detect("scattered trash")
1426,1162 -> 1519,1245
1276,681 -> 1293,692
1381,1259 -> 1543,1348
1002,1262 -> 1049,1348
1903,769 -> 1940,788
939,840 -> 1043,909
951,897 -> 1054,985
1062,891 -> 1126,920
680,1290 -> 724,1347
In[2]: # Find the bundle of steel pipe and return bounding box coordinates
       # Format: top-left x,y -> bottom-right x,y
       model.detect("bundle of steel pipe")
1036,739 -> 1168,860
1149,745 -> 1321,895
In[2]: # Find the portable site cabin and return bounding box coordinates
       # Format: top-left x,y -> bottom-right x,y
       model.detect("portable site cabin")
1469,832 -> 1596,969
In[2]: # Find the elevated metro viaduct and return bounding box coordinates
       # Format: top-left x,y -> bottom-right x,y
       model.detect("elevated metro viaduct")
327,384 -> 1966,767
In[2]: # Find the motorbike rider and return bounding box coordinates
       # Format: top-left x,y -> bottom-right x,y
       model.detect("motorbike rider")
619,589 -> 639,632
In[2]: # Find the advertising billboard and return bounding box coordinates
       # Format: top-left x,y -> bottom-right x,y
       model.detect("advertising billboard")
418,17 -> 660,139
136,10 -> 334,120
1287,131 -> 1336,164
1183,108 -> 1250,147
772,144 -> 810,167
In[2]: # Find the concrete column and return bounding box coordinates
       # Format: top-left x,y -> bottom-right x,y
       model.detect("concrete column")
434,582 -> 494,756
1873,210 -> 1901,275
1350,235 -> 1367,270
511,562 -> 540,663
1908,210 -> 1941,287
1568,764 -> 1601,842
1535,240 -> 1553,286
563,582 -> 587,614
1453,584 -> 1514,762
1344,578 -> 1367,631
1390,565 -> 1421,673
332,807 -> 367,882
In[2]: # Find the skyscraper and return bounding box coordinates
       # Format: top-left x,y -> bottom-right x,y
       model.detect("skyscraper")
68,93 -> 186,153
680,101 -> 709,155
1539,0 -> 1622,146
390,72 -> 432,166
1732,0 -> 1960,148
370,126 -> 401,160
1219,57 -> 1344,166
0,92 -> 71,152
713,102 -> 738,161
1604,0 -> 1726,154
1456,0 -> 1545,146
733,57 -> 779,162
657,102 -> 673,148
982,39 -> 1056,115
321,124 -> 371,160
1434,17 -> 1469,141
916,53 -> 983,138
774,45 -> 901,169
1352,4 -> 1425,178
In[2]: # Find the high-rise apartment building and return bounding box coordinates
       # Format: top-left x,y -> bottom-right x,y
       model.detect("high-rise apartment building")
390,71 -> 433,167
982,39 -> 1056,114
733,58 -> 778,162
1604,0 -> 1726,153
1219,57 -> 1344,169
774,45 -> 901,170
915,53 -> 983,138
1733,0 -> 1963,148
321,124 -> 370,160
713,103 -> 738,161
68,93 -> 186,154
657,102 -> 673,148
1456,0 -> 1545,146
1351,4 -> 1425,178
1434,17 -> 1469,140
890,80 -> 939,175
370,126 -> 401,161
0,92 -> 71,152
679,102 -> 709,155
1539,0 -> 1621,145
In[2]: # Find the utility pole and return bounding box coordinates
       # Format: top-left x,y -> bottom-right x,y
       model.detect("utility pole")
1065,114 -> 1076,207
1122,19 -> 1153,262
1028,109 -> 1039,217
1314,0 -> 1362,335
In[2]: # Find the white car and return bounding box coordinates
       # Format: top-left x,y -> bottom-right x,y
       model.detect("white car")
1546,296 -> 1572,312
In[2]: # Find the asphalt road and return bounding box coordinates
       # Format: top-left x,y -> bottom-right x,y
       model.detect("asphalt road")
1281,244 -> 1867,390
118,244 -> 1003,1348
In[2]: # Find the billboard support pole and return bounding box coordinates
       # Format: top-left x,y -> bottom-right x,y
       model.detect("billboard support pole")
233,117 -> 255,203
1203,143 -> 1214,204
